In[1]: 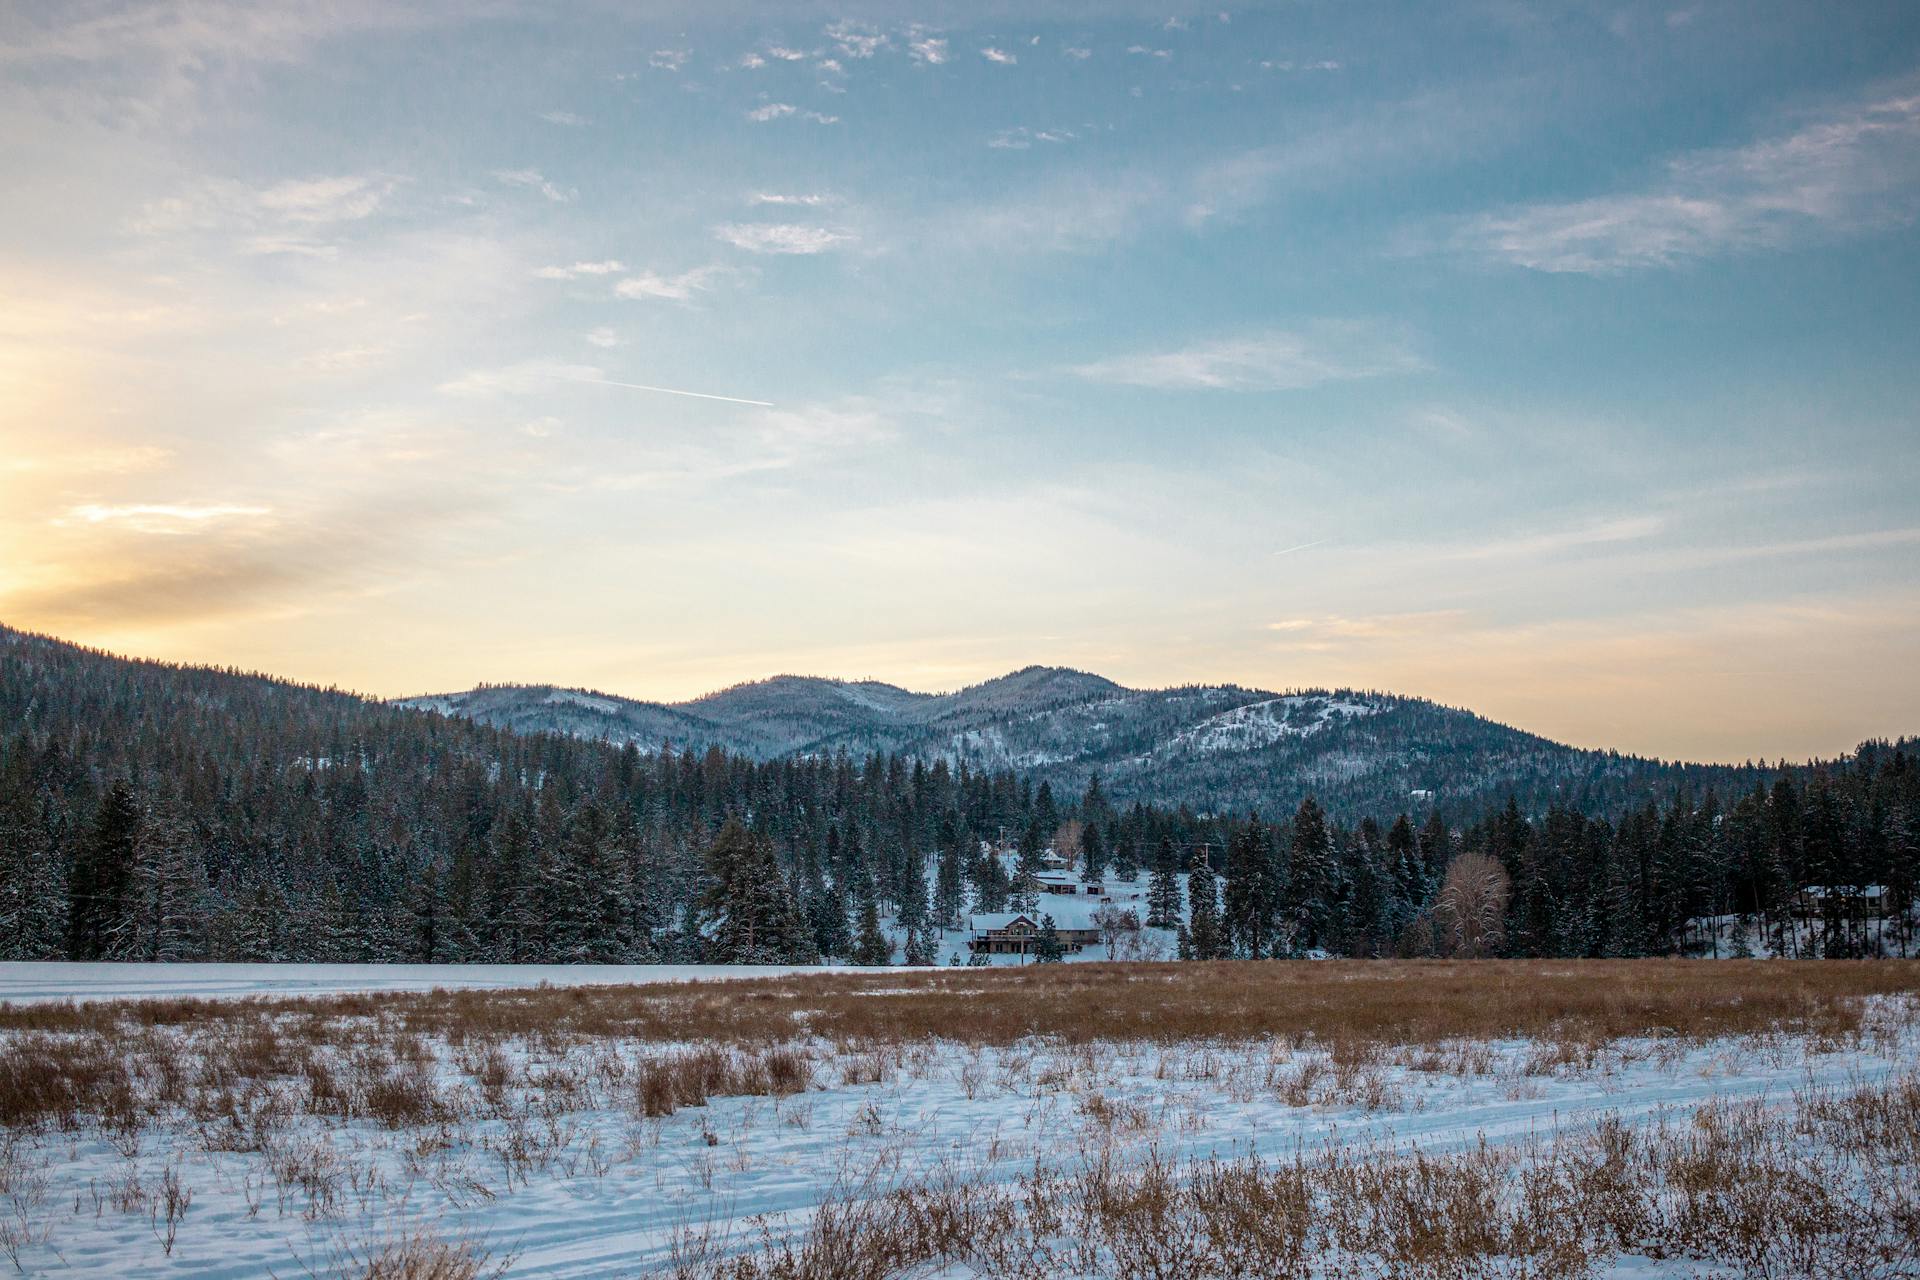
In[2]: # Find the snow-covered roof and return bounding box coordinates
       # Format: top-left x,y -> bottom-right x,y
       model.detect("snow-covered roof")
972,898 -> 1137,933
1800,884 -> 1887,898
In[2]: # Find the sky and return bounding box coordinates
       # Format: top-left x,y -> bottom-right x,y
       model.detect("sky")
2,0 -> 1918,764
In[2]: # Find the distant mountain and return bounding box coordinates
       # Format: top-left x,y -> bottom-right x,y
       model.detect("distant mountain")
396,668 -> 1788,818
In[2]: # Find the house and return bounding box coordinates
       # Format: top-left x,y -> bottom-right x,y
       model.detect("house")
1037,871 -> 1082,895
966,911 -> 1104,956
1792,885 -> 1887,917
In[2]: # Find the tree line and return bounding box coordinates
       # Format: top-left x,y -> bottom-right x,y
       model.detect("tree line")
1,626 -> 1914,964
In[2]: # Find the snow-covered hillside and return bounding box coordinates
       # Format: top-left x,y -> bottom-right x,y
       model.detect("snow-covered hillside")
395,666 -> 1766,818
1160,693 -> 1381,756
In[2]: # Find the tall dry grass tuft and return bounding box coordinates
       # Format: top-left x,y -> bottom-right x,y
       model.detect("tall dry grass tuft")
325,1223 -> 512,1280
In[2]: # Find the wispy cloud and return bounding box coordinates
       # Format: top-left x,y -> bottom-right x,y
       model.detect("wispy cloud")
824,22 -> 887,59
713,223 -> 852,254
908,35 -> 949,65
649,48 -> 690,72
1450,85 -> 1920,273
59,503 -> 272,534
13,489 -> 495,631
752,192 -> 832,206
131,173 -> 399,238
1266,610 -> 1467,640
437,360 -> 603,398
4,446 -> 173,477
1069,325 -> 1426,391
1441,515 -> 1668,561
988,126 -> 1077,150
923,171 -> 1165,254
590,400 -> 894,490
491,168 -> 574,203
437,360 -> 770,407
533,259 -> 625,280
745,102 -> 839,124
981,47 -> 1017,65
613,266 -> 726,301
537,110 -> 588,127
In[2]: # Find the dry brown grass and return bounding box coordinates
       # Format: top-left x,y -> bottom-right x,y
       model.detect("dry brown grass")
317,1222 -> 512,1280
675,1072 -> 1920,1280
0,960 -> 1914,1137
10,957 -> 1915,1047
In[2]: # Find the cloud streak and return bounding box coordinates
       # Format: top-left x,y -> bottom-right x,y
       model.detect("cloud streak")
613,266 -> 725,301
713,223 -> 852,254
1069,325 -> 1426,391
1451,86 -> 1920,273
491,169 -> 574,203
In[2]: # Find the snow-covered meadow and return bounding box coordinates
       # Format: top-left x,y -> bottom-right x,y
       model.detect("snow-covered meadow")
0,962 -> 854,1007
0,961 -> 1915,1278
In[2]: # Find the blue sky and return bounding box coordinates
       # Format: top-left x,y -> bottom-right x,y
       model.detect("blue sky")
2,0 -> 1917,761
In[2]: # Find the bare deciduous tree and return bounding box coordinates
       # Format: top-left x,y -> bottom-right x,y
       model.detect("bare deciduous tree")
1434,852 -> 1510,958
1052,820 -> 1084,870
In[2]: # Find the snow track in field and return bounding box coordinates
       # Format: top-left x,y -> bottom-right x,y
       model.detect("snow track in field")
0,961 -> 854,1005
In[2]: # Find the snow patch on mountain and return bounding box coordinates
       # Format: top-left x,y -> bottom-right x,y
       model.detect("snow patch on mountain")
1163,695 -> 1380,756
543,689 -> 620,715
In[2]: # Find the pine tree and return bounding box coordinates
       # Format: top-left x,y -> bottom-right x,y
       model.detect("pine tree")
851,895 -> 892,965
0,747 -> 65,960
68,779 -> 140,961
1224,821 -> 1278,957
897,847 -> 928,933
973,845 -> 1010,913
1284,798 -> 1333,952
116,805 -> 207,962
903,923 -> 937,966
1146,837 -> 1182,927
813,875 -> 853,959
934,813 -> 965,927
1033,914 -> 1065,963
1186,854 -> 1224,960
702,818 -> 813,963
1081,821 -> 1108,884
1112,820 -> 1141,883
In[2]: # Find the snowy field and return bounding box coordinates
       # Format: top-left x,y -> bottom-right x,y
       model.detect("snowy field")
0,962 -> 1915,1278
0,962 -> 854,1006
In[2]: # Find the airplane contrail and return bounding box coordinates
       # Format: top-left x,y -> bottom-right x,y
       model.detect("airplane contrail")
1272,537 -> 1332,557
546,371 -> 774,407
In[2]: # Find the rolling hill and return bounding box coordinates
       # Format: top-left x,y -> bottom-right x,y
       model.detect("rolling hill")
396,668 -> 1789,818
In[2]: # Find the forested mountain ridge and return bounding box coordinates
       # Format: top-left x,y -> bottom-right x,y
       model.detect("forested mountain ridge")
399,668 -> 1796,818
1,624 -> 1914,965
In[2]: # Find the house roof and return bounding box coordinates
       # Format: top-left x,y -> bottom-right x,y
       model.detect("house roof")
970,898 -> 1139,934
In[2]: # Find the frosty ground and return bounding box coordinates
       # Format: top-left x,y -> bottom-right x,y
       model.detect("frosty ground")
0,961 -> 1915,1278
0,962 -> 853,1006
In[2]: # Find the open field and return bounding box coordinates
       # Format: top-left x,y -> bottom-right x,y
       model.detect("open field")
0,963 -> 855,1007
1,960 -> 1917,1277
